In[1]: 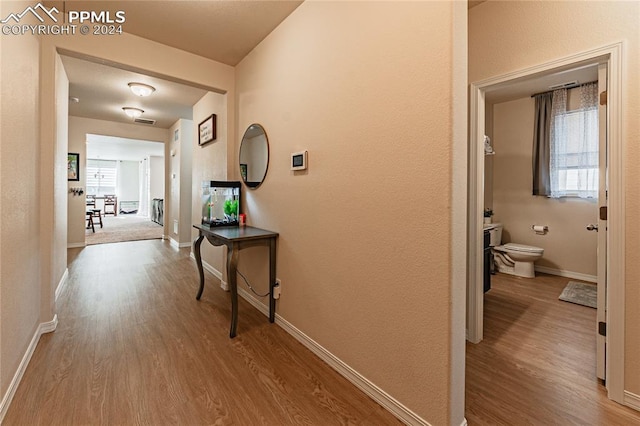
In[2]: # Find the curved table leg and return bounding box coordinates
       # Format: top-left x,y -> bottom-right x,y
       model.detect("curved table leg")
194,234 -> 205,300
227,245 -> 239,338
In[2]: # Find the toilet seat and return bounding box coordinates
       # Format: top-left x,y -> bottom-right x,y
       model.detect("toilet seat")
499,243 -> 544,254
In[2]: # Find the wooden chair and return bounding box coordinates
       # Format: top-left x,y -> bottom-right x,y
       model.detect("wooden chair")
91,209 -> 103,228
104,194 -> 117,216
86,211 -> 95,232
86,195 -> 96,208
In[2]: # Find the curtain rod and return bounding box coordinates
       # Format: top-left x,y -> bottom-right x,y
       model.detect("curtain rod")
530,80 -> 598,98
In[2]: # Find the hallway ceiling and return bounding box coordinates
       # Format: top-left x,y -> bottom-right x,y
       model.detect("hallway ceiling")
484,64 -> 599,105
49,1 -> 303,129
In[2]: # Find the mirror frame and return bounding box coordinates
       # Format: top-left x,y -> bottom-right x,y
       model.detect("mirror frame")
239,123 -> 269,189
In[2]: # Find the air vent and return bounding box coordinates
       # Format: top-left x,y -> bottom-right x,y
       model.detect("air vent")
134,117 -> 156,125
549,80 -> 579,90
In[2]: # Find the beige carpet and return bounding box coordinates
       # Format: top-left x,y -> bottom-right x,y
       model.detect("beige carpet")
86,215 -> 163,245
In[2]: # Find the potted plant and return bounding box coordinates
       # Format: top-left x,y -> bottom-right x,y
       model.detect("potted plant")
484,208 -> 493,224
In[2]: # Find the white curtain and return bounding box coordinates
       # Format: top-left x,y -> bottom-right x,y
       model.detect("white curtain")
549,83 -> 598,198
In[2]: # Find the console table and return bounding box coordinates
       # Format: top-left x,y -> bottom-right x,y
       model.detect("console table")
193,224 -> 279,338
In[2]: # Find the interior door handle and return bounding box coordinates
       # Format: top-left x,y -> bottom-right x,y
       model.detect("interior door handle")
586,224 -> 599,232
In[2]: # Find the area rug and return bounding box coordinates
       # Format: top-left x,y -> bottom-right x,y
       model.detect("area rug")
86,215 -> 163,245
558,281 -> 597,309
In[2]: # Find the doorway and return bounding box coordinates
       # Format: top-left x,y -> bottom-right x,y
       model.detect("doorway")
467,43 -> 625,403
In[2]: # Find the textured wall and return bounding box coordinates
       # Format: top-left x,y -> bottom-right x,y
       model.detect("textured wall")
0,0 -> 42,403
470,0 -> 640,399
235,2 -> 458,423
191,92 -> 229,279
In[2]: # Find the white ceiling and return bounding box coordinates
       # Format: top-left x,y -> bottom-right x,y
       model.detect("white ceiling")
47,1 -> 303,66
86,134 -> 164,162
62,55 -> 209,129
485,63 -> 599,105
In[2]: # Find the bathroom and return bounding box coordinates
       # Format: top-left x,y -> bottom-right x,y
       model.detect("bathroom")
483,68 -> 600,284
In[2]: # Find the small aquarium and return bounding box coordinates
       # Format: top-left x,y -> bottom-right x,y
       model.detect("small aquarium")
201,181 -> 241,227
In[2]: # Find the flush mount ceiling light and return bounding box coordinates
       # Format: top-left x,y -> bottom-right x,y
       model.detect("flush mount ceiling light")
128,82 -> 156,97
122,107 -> 144,118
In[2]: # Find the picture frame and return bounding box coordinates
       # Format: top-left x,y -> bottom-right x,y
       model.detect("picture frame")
68,153 -> 80,181
240,163 -> 248,181
198,114 -> 216,146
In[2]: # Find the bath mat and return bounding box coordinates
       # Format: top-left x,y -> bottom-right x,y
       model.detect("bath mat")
559,281 -> 597,309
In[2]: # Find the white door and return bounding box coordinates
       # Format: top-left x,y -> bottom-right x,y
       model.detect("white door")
595,63 -> 608,381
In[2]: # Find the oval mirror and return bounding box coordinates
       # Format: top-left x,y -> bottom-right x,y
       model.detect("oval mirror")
239,123 -> 269,189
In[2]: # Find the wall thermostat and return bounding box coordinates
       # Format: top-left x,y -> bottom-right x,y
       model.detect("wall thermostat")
291,150 -> 307,171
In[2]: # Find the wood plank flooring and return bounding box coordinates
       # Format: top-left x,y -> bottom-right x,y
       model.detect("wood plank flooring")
466,272 -> 640,425
4,240 -> 401,425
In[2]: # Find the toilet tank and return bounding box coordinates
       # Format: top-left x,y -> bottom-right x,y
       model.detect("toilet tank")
488,223 -> 503,247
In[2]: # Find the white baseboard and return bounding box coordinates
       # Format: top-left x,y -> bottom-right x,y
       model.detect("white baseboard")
55,268 -> 69,302
624,390 -> 640,412
189,253 -> 228,291
535,265 -> 597,283
170,238 -> 192,249
0,315 -> 58,423
67,242 -> 85,248
236,287 -> 431,426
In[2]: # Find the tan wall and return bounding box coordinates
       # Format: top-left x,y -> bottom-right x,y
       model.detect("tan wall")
191,92 -> 229,279
470,0 -> 640,398
169,121 -> 180,242
491,97 -> 598,277
235,2 -> 459,423
0,1 -> 42,400
67,116 -> 169,246
168,119 -> 194,246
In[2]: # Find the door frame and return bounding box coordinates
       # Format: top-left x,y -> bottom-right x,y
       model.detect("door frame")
467,42 -> 625,403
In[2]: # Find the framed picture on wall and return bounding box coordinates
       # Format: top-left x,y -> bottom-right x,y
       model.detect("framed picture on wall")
240,163 -> 248,181
68,153 -> 80,181
198,114 -> 216,146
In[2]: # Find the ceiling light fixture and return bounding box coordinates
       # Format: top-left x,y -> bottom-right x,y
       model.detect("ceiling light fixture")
122,107 -> 144,119
128,82 -> 156,97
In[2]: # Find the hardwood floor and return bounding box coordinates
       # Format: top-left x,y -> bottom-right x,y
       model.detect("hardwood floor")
466,272 -> 640,425
4,240 -> 401,425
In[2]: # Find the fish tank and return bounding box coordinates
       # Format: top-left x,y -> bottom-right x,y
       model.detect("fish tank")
201,181 -> 241,227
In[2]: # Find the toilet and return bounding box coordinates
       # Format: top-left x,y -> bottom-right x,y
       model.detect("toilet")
486,223 -> 544,278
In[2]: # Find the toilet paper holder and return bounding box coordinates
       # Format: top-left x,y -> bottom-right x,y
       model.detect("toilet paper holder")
531,225 -> 548,235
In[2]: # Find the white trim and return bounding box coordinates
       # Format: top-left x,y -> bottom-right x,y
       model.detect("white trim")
169,238 -> 190,249
624,391 -> 640,412
534,266 -> 597,283
459,419 -> 468,426
236,288 -> 432,426
603,42 -> 625,404
468,42 -> 625,402
55,268 -> 69,301
450,1 -> 468,423
189,252 -> 228,291
67,242 -> 85,248
467,83 -> 485,343
0,315 -> 58,423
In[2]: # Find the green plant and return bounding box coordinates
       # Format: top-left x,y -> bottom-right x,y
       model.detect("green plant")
224,199 -> 238,217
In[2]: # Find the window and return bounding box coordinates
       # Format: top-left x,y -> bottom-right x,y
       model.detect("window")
549,83 -> 598,198
86,159 -> 117,196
